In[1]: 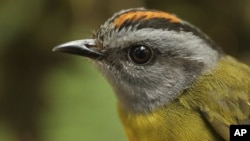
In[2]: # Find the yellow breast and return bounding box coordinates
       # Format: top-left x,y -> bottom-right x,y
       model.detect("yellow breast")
118,102 -> 220,141
117,56 -> 250,141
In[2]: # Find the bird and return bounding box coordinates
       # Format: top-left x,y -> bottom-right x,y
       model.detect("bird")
53,8 -> 250,141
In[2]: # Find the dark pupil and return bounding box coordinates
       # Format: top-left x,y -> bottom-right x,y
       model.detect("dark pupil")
130,46 -> 152,64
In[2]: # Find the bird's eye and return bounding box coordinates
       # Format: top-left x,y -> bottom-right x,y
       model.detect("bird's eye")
128,45 -> 153,65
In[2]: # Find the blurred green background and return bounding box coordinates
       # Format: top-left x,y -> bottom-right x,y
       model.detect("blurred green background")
0,0 -> 249,141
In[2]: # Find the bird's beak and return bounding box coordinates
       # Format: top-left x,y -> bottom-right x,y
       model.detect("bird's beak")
52,39 -> 104,59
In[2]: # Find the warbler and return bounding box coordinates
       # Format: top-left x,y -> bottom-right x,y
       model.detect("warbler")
53,8 -> 250,141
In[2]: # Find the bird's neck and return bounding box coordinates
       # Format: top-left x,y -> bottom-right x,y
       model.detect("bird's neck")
116,55 -> 250,141
116,100 -> 220,141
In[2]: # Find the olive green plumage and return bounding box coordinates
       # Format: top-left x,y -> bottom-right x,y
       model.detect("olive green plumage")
53,8 -> 250,141
118,56 -> 250,141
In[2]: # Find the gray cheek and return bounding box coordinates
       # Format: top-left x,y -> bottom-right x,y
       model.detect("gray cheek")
94,53 -> 201,113
115,61 -> 185,107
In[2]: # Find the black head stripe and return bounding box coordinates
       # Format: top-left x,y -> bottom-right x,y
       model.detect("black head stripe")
116,17 -> 222,52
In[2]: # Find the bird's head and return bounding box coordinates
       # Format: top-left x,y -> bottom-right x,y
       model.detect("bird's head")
53,8 -> 222,113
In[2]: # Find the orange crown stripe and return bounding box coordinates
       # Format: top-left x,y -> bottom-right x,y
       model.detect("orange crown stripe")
113,11 -> 181,27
